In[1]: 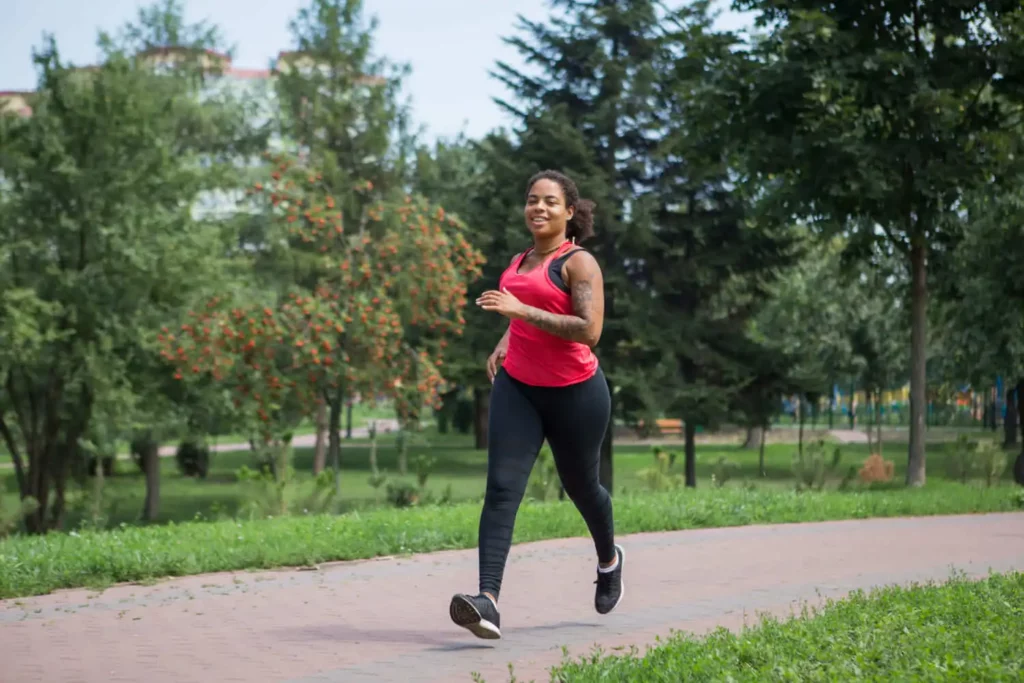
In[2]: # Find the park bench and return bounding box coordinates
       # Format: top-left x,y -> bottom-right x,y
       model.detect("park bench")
634,418 -> 684,436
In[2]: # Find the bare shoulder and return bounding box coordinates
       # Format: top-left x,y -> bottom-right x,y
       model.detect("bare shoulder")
563,249 -> 602,285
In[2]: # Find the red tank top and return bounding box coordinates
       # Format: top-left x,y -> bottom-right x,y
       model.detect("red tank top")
498,240 -> 599,387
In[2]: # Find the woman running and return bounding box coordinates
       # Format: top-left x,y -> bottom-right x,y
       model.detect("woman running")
448,170 -> 623,640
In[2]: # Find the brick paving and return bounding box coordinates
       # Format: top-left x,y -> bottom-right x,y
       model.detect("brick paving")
2,512 -> 1022,683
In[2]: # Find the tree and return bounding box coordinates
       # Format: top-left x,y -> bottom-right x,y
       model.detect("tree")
728,0 -> 1024,485
636,1 -> 800,486
267,0 -> 421,471
744,234 -> 854,459
163,152 -> 483,490
936,186 -> 1024,466
0,27 -> 255,531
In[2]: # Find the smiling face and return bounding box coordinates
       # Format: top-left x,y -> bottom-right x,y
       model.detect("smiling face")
524,178 -> 575,241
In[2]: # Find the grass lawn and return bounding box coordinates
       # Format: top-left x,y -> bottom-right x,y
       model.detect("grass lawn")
541,571 -> 1024,682
1,481 -> 1021,599
2,430 -> 1020,530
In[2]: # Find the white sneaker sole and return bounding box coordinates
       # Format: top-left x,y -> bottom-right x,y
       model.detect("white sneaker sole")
450,594 -> 501,640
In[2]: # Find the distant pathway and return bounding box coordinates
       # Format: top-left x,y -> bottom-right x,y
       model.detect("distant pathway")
0,419 -> 401,470
3,513 -> 1022,682
828,429 -> 870,444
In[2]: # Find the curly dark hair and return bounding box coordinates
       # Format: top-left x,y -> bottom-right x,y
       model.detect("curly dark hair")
525,170 -> 596,243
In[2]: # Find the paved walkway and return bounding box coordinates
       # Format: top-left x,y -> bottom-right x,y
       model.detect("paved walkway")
3,513 -> 1023,683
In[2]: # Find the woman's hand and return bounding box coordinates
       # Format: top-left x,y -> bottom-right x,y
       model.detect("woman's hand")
486,346 -> 506,383
476,288 -> 526,320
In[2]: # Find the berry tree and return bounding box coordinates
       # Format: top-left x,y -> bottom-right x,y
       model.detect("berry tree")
161,152 -> 484,486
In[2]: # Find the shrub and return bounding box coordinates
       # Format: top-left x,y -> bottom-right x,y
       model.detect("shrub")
527,446 -> 560,501
711,457 -> 740,488
858,453 -> 894,484
637,447 -> 684,491
386,481 -> 421,508
175,438 -> 211,478
975,440 -> 1007,487
948,434 -> 976,483
792,439 -> 842,491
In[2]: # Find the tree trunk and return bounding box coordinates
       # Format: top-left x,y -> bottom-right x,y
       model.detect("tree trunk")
876,389 -> 884,458
473,386 -> 490,450
92,445 -> 105,524
759,420 -> 768,477
1005,384 -> 1019,449
368,422 -> 379,474
798,395 -> 806,458
329,387 -> 343,494
1017,380 -> 1024,447
906,238 -> 928,486
397,428 -> 408,476
743,426 -> 764,450
848,381 -> 856,429
312,402 -> 328,475
828,385 -> 835,429
990,394 -> 999,432
683,421 -> 696,488
346,400 -> 353,439
865,390 -> 874,454
142,436 -> 160,522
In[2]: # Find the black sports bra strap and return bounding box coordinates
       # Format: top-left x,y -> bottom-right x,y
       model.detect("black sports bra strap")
550,246 -> 586,269
548,247 -> 587,292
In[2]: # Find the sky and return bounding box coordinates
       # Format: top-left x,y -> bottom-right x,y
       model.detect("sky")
1,0 -> 753,142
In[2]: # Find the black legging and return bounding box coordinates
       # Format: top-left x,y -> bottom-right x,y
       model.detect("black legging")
478,366 -> 615,599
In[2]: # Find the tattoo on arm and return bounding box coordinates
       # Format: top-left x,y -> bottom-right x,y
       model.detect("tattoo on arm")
518,257 -> 603,346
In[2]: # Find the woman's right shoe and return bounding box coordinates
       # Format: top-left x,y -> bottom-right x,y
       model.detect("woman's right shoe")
449,593 -> 501,639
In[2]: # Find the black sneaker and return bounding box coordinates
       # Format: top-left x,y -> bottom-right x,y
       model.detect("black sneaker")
449,593 -> 501,639
594,544 -> 624,614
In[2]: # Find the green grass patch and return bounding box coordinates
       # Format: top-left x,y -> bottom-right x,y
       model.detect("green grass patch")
4,435 -> 1017,531
541,570 -> 1024,682
1,482 -> 1021,599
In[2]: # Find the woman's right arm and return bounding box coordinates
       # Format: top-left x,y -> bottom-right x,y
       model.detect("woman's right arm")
487,324 -> 510,382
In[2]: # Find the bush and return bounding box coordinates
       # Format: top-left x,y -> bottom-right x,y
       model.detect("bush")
791,439 -> 842,491
386,481 -> 421,508
858,453 -> 894,484
975,440 -> 1007,487
175,439 -> 210,479
526,446 -> 561,501
637,447 -> 684,491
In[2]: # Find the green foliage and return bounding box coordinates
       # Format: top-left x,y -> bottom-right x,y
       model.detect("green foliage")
235,458 -> 338,519
0,496 -> 39,538
949,435 -> 1008,487
526,446 -> 561,502
1,482 -> 1021,598
636,448 -> 686,491
727,0 -> 1024,484
0,4 -> 262,531
547,571 -> 1024,682
711,457 -> 741,489
791,439 -> 843,492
